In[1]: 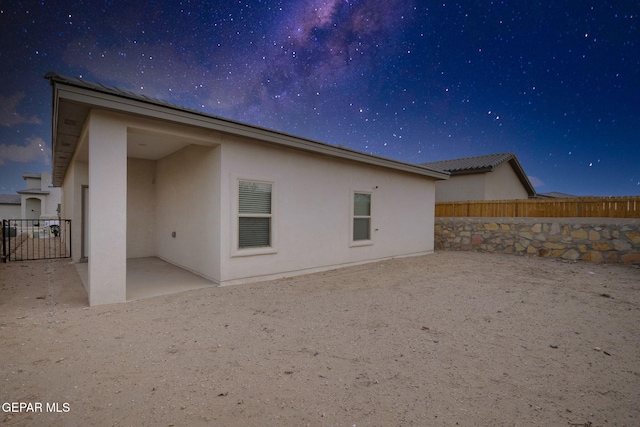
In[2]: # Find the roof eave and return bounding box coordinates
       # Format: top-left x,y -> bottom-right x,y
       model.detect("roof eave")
447,167 -> 494,176
46,73 -> 450,184
17,190 -> 50,195
22,173 -> 42,180
507,157 -> 536,197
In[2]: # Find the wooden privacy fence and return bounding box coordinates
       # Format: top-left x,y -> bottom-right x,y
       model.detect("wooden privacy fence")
435,196 -> 640,218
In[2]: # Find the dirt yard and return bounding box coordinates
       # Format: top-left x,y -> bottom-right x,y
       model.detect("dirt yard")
1,251 -> 639,426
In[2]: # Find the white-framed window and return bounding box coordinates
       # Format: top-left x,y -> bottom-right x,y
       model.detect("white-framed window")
239,180 -> 272,248
231,176 -> 277,257
351,191 -> 373,246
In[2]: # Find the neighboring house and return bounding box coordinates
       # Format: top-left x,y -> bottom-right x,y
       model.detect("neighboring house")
421,152 -> 536,202
0,172 -> 61,220
17,172 -> 62,219
46,72 -> 449,306
0,194 -> 21,220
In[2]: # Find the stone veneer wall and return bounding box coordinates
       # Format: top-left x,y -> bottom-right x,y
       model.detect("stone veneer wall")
435,217 -> 640,265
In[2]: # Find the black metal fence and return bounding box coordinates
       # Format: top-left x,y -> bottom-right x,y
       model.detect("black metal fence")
2,219 -> 71,262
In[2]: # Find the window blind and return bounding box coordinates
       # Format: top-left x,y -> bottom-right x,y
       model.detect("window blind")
353,192 -> 371,241
238,181 -> 272,248
353,218 -> 370,240
239,181 -> 272,214
239,217 -> 270,248
354,193 -> 370,216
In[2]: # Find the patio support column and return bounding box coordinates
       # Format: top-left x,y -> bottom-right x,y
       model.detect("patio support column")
87,111 -> 127,305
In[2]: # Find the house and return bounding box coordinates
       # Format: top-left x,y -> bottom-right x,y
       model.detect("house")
421,153 -> 536,202
46,72 -> 449,306
17,172 -> 62,219
0,172 -> 61,220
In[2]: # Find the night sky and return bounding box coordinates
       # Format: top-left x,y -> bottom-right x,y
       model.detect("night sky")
1,1 -> 638,196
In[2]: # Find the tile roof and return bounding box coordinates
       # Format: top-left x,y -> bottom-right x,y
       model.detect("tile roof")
421,152 -> 516,173
421,152 -> 536,197
0,194 -> 21,205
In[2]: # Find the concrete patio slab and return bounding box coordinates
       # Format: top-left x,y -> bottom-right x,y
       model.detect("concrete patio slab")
74,257 -> 216,301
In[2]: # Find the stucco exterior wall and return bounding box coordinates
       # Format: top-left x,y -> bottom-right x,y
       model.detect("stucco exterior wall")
24,177 -> 41,189
87,110 -> 127,305
23,197 -> 43,219
20,172 -> 62,219
434,172 -> 485,202
484,162 -> 529,200
156,144 -> 221,282
218,135 -> 436,285
127,158 -> 157,258
0,204 -> 21,220
57,109 -> 437,304
61,158 -> 87,263
41,172 -> 62,218
433,162 -> 529,202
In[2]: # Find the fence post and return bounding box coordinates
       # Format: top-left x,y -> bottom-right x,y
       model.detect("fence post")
578,199 -> 582,217
2,220 -> 6,263
67,219 -> 72,259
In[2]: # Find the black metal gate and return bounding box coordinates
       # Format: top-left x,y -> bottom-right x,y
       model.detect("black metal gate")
2,219 -> 71,262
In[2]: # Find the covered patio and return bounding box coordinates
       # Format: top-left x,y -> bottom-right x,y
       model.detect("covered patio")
51,79 -> 221,305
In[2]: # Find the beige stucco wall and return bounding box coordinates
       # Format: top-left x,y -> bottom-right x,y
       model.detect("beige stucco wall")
0,204 -> 21,220
87,110 -> 128,305
61,157 -> 88,263
484,162 -> 529,200
434,162 -> 529,202
23,197 -> 43,219
62,109 -> 223,305
434,172 -> 486,202
24,177 -> 40,189
60,108 -> 437,304
156,144 -> 221,282
41,172 -> 62,218
218,135 -> 436,285
127,158 -> 157,258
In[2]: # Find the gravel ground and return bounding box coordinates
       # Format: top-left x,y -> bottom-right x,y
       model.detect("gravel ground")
1,251 -> 639,426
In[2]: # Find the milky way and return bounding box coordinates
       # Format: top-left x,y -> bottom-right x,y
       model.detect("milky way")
1,1 -> 638,195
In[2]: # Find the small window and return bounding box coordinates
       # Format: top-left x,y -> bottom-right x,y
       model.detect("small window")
353,192 -> 371,241
238,181 -> 272,248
